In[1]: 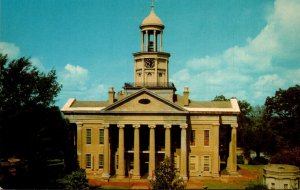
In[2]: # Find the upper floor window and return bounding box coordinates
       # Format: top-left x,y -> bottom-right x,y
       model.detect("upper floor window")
86,128 -> 91,144
204,130 -> 209,146
99,129 -> 104,144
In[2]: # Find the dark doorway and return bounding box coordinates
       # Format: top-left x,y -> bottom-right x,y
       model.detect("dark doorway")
219,125 -> 231,171
109,125 -> 118,176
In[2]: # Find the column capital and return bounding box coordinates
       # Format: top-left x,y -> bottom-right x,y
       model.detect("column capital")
164,124 -> 172,129
117,124 -> 125,129
76,122 -> 83,127
180,123 -> 188,129
133,124 -> 140,129
104,124 -> 110,129
148,124 -> 156,129
231,124 -> 238,128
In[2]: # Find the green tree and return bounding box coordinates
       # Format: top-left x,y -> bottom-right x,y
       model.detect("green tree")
264,85 -> 300,149
150,157 -> 185,190
212,95 -> 229,101
0,54 -> 76,188
59,169 -> 89,190
270,147 -> 300,167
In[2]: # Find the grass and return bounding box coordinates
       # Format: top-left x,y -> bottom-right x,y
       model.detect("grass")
187,164 -> 266,189
238,164 -> 265,172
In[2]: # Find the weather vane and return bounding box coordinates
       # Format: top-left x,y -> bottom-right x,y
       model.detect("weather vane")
150,0 -> 157,8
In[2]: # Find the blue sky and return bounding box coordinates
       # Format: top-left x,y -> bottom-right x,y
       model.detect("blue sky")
1,0 -> 299,107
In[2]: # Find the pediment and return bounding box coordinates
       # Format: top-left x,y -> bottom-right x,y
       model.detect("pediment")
102,89 -> 187,113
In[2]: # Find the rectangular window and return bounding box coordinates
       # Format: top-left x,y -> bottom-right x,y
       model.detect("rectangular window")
203,156 -> 210,171
190,156 -> 196,171
284,184 -> 288,189
190,130 -> 195,146
86,154 -> 92,169
99,129 -> 104,144
86,129 -> 91,144
204,130 -> 209,146
271,183 -> 275,189
99,154 -> 104,169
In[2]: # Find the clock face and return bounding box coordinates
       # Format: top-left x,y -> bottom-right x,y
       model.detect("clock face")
145,58 -> 155,68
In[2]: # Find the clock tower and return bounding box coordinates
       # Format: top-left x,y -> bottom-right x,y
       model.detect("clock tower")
133,5 -> 170,88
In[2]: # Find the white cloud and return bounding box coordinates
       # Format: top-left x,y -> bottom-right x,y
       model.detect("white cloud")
59,63 -> 107,103
187,56 -> 221,71
0,42 -> 20,58
63,64 -> 88,83
171,69 -> 191,82
30,57 -> 45,71
171,0 -> 300,105
253,74 -> 286,99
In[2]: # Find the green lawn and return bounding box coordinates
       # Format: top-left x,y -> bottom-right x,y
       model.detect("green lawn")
238,164 -> 265,173
187,164 -> 266,189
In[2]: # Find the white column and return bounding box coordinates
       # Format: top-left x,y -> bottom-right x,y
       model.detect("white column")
117,124 -> 125,178
160,31 -> 163,52
164,124 -> 171,158
154,30 -> 157,52
227,124 -> 238,175
146,31 -> 149,52
102,124 -> 110,179
180,123 -> 188,180
132,124 -> 141,179
148,124 -> 156,179
212,124 -> 220,177
141,31 -> 144,51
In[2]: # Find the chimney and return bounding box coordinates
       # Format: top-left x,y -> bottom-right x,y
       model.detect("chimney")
108,86 -> 115,104
183,87 -> 189,106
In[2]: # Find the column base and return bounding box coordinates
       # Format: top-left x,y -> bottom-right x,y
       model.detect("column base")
116,175 -> 126,179
101,173 -> 110,180
228,171 -> 239,176
180,175 -> 188,181
212,172 -> 220,177
131,175 -> 141,179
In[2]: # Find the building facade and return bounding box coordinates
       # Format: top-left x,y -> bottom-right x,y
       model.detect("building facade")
62,6 -> 240,180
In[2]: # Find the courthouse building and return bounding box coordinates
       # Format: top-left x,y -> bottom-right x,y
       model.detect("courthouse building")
62,6 -> 240,180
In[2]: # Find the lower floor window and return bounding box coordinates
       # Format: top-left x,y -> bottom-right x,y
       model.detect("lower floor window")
190,156 -> 197,171
86,154 -> 92,169
203,156 -> 210,171
99,154 -> 104,169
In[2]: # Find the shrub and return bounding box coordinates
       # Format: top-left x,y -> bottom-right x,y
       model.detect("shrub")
237,155 -> 245,164
59,169 -> 89,190
245,183 -> 268,190
150,157 -> 185,190
249,157 -> 268,165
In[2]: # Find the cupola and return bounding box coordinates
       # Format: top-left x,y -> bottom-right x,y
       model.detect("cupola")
140,6 -> 164,29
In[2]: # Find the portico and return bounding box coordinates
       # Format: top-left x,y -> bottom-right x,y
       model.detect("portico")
102,115 -> 189,179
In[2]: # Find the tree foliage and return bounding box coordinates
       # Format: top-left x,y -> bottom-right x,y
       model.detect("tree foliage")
150,157 -> 185,190
212,95 -> 228,101
0,54 -> 76,188
0,54 -> 63,158
0,54 -> 61,112
264,85 -> 300,149
59,169 -> 89,190
270,147 -> 300,167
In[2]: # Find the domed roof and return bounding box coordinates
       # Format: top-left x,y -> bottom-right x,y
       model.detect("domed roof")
141,7 -> 164,28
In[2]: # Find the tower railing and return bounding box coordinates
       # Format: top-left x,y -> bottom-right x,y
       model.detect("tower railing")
124,82 -> 175,89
